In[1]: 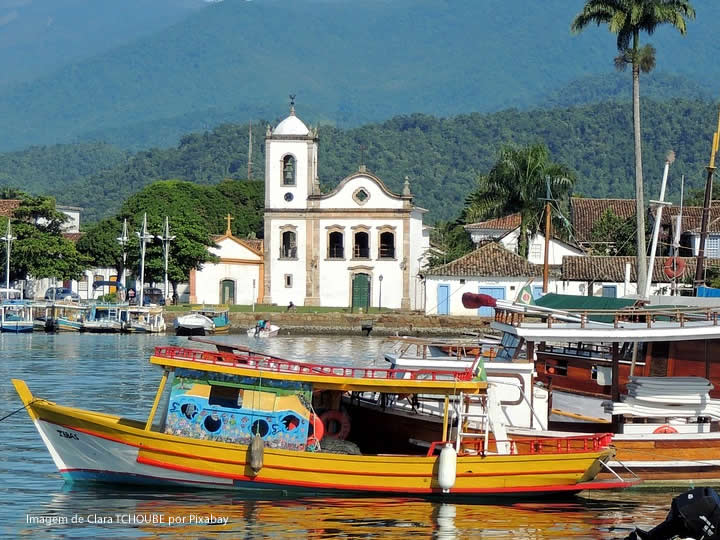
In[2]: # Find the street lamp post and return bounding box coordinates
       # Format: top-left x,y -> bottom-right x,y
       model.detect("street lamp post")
116,219 -> 129,297
136,213 -> 153,307
2,220 -> 14,291
156,216 -> 175,303
378,274 -> 383,311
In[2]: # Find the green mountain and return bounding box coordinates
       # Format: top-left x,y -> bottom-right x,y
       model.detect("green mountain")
1,0 -> 718,152
0,0 -> 206,89
1,99 -> 716,225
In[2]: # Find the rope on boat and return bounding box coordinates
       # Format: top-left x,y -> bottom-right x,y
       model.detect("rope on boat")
0,398 -> 47,423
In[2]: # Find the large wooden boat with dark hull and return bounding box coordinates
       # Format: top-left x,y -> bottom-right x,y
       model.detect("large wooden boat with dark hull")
461,292 -> 720,484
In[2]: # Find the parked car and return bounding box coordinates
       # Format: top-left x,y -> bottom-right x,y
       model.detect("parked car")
44,287 -> 80,301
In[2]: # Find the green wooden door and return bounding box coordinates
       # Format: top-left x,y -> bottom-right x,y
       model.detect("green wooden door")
221,280 -> 235,305
351,273 -> 370,312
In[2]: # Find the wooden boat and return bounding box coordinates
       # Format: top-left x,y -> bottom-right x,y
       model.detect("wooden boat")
175,305 -> 230,336
456,292 -> 720,483
0,300 -> 33,332
125,306 -> 166,333
11,344 -> 631,497
81,303 -> 129,333
246,323 -> 280,338
35,301 -> 88,332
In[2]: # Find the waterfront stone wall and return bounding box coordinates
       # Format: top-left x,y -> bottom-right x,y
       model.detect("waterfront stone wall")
165,311 -> 490,336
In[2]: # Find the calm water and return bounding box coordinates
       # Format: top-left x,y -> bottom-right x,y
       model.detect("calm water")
0,333 -> 681,538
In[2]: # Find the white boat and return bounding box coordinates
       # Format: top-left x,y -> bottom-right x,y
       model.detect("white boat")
174,306 -> 230,336
81,303 -> 128,333
247,323 -> 280,338
1,300 -> 34,333
125,306 -> 166,333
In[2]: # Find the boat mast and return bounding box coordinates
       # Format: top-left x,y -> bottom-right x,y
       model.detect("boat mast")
693,107 -> 720,292
136,213 -> 153,307
672,175 -> 685,295
247,121 -> 253,180
158,216 -> 175,302
117,218 -> 129,294
2,220 -> 13,291
542,178 -> 552,293
644,151 -> 674,298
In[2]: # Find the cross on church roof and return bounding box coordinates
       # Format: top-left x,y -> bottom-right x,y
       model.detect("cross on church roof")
225,214 -> 234,235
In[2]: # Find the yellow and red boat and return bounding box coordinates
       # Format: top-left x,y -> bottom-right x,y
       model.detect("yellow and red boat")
12,345 -> 633,497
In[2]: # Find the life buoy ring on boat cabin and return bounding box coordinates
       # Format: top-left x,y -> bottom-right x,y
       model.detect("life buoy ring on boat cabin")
653,424 -> 678,434
320,410 -> 351,440
307,413 -> 325,446
663,257 -> 686,279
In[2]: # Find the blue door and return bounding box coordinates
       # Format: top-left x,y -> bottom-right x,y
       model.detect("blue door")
602,285 -> 617,298
532,286 -> 544,300
478,287 -> 505,317
437,284 -> 450,315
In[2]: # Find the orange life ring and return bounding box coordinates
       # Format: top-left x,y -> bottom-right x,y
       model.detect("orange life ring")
320,410 -> 351,440
653,424 -> 678,434
663,257 -> 686,279
307,413 -> 325,446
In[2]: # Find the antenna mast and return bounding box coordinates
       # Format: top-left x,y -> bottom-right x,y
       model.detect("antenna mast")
247,121 -> 253,180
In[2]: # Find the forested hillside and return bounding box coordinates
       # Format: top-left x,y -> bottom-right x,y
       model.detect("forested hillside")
1,0 -> 718,151
1,98 -> 716,224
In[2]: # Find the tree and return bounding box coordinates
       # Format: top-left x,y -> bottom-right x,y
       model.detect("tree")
571,0 -> 695,293
589,209 -> 637,255
427,220 -> 474,268
0,196 -> 88,283
462,143 -> 576,258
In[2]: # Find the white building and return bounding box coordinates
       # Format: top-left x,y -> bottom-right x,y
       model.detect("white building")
263,106 -> 429,310
188,218 -> 264,305
464,214 -> 583,265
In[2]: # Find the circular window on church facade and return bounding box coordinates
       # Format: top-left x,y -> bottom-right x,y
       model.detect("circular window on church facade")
353,188 -> 370,205
284,192 -> 294,202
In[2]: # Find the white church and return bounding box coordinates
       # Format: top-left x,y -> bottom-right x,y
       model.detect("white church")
262,105 -> 430,310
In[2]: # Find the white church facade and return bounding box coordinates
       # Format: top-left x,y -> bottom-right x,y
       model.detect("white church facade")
263,107 -> 430,310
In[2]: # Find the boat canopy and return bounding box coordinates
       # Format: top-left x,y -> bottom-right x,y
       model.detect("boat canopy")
535,293 -> 637,323
150,346 -> 486,395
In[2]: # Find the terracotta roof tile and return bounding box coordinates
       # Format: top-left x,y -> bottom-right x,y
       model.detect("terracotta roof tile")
62,232 -> 83,243
660,205 -> 720,233
0,200 -> 21,218
464,213 -> 521,231
561,255 -> 720,282
571,198 -> 636,243
426,242 -> 542,277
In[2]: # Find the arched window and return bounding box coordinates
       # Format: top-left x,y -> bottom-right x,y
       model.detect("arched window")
282,155 -> 296,186
354,231 -> 370,259
379,231 -> 395,259
328,231 -> 344,259
280,230 -> 297,259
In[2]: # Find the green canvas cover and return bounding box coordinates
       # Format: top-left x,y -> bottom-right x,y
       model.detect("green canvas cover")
535,293 -> 637,323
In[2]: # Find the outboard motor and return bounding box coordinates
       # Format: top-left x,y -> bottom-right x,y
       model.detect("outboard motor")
625,487 -> 720,539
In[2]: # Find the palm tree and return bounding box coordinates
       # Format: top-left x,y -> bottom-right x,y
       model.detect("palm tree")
463,143 -> 576,259
571,0 -> 695,294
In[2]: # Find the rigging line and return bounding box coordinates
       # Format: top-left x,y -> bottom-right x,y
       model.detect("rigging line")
0,398 -> 47,423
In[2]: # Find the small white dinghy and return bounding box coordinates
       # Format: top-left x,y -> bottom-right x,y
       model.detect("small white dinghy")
174,313 -> 215,336
247,323 -> 280,338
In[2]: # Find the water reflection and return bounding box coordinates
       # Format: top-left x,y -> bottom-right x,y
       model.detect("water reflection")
13,486 -> 673,539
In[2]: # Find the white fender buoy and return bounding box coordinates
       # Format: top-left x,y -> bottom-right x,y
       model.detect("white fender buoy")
437,443 -> 457,493
249,433 -> 264,475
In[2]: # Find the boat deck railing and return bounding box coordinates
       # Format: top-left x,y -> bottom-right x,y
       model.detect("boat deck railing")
154,346 -> 475,381
496,304 -> 720,329
427,433 -> 614,457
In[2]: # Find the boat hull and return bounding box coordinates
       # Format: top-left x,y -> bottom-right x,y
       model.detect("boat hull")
13,380 -> 625,497
1,322 -> 33,332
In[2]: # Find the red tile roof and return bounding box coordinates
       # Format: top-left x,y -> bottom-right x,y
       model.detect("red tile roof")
561,255 -> 720,282
464,213 -> 521,231
62,232 -> 83,243
571,198 -> 636,243
0,200 -> 21,218
660,205 -> 720,233
426,242 -> 542,277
